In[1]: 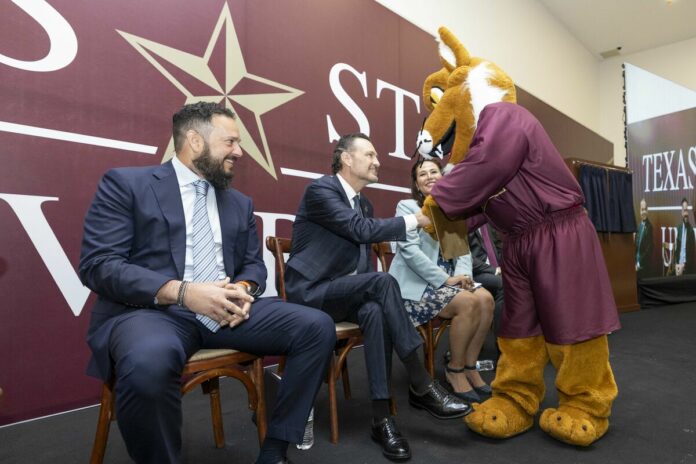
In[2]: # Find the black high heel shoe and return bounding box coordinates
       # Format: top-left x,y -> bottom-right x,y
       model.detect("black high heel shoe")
464,365 -> 492,396
444,364 -> 481,403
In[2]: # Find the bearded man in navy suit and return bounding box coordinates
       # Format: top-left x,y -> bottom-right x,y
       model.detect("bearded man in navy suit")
79,102 -> 335,464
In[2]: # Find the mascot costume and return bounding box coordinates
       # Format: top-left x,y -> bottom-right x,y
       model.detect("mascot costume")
416,27 -> 620,446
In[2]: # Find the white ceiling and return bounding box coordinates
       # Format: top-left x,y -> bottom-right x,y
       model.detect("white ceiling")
538,0 -> 696,59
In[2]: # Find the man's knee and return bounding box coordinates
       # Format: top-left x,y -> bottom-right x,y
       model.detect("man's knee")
288,305 -> 336,350
372,272 -> 399,290
308,309 -> 337,348
116,343 -> 185,398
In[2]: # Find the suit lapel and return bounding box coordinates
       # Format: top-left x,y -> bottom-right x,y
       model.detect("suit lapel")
361,195 -> 373,218
151,162 -> 186,278
216,188 -> 237,276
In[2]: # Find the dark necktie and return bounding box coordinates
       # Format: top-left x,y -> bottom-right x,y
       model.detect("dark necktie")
353,195 -> 368,273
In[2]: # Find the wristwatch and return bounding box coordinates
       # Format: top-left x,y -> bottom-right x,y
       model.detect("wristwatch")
236,280 -> 261,297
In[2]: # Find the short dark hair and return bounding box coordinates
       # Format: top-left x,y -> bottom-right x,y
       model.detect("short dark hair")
331,133 -> 371,174
172,102 -> 236,152
682,197 -> 689,206
411,158 -> 443,207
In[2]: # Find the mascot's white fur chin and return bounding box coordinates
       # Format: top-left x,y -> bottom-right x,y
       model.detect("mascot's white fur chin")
416,129 -> 444,160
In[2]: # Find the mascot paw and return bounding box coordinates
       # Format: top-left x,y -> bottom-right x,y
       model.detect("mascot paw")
539,406 -> 608,447
464,396 -> 533,439
421,196 -> 438,238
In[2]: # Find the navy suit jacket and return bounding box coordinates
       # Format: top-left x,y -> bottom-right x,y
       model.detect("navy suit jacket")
285,175 -> 405,309
79,161 -> 266,380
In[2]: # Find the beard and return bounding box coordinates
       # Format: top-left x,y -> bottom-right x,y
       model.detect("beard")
193,143 -> 234,190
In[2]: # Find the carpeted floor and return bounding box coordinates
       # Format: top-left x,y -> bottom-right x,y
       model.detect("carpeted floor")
2,303 -> 695,464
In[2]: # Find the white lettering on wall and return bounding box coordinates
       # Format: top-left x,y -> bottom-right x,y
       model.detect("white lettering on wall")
0,193 -> 89,316
642,146 -> 696,193
376,79 -> 420,160
326,63 -> 370,142
0,0 -> 78,72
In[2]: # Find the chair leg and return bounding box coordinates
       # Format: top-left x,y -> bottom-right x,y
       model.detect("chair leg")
426,322 -> 435,378
252,358 -> 267,444
418,321 -> 436,378
202,378 -> 225,448
341,361 -> 352,400
90,382 -> 114,464
327,355 -> 339,444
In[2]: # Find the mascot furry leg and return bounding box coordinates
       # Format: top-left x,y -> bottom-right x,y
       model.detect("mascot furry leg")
539,335 -> 617,446
465,336 -> 547,438
466,334 -> 617,446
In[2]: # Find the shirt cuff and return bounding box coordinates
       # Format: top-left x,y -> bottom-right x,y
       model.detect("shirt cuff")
404,214 -> 418,232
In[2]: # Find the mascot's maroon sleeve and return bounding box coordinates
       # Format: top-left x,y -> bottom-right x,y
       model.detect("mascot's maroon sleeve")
432,102 -> 620,344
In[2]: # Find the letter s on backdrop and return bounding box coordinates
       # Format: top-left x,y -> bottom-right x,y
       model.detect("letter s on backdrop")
0,0 -> 77,72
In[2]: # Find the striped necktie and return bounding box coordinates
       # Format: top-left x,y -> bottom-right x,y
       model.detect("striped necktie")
192,180 -> 223,332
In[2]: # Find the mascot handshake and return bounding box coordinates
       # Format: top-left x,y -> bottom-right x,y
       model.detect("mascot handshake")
417,27 -> 620,447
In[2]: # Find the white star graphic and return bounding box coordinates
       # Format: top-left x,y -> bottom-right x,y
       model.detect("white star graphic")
117,3 -> 303,178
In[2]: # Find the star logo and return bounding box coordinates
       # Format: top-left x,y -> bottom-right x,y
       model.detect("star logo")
117,3 -> 303,179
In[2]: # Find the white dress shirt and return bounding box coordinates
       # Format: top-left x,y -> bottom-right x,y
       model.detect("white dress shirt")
172,156 -> 226,281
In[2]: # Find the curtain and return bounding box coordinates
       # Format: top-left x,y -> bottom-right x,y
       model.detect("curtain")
578,165 -> 609,231
608,170 -> 636,233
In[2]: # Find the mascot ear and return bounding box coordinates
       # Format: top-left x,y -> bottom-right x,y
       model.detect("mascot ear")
437,27 -> 470,72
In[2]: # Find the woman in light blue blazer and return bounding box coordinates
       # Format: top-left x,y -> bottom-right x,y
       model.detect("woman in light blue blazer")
389,159 -> 494,402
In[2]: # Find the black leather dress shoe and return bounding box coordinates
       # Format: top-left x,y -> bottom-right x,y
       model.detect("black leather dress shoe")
408,380 -> 472,419
371,417 -> 411,461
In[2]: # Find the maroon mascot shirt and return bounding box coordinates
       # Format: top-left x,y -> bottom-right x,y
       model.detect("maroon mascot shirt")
431,102 -> 620,344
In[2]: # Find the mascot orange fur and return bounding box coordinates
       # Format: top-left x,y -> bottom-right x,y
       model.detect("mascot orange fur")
417,27 -> 620,447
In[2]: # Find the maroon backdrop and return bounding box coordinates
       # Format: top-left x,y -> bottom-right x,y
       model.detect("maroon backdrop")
627,107 -> 696,274
0,0 -> 440,425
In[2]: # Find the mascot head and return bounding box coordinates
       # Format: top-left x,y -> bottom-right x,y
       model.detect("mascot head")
416,27 -> 517,166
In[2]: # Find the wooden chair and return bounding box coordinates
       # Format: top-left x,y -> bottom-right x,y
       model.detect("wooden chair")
372,242 -> 451,378
90,349 -> 266,464
265,236 -> 395,444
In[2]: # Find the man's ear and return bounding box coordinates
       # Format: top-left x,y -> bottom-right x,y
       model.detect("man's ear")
186,129 -> 203,153
340,151 -> 352,168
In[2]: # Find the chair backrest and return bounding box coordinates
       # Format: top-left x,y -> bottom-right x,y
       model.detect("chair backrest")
265,236 -> 292,299
372,242 -> 394,272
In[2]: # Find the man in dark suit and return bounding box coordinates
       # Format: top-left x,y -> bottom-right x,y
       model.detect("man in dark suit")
79,102 -> 336,464
635,198 -> 654,278
285,133 -> 470,462
675,197 -> 695,276
468,225 -> 505,333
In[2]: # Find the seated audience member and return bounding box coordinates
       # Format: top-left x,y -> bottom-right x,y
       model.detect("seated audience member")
468,225 -> 505,333
635,198 -> 655,278
285,133 -> 470,462
79,102 -> 336,464
389,159 -> 495,403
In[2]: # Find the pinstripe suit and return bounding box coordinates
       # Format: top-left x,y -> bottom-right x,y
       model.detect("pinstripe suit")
285,175 -> 422,399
